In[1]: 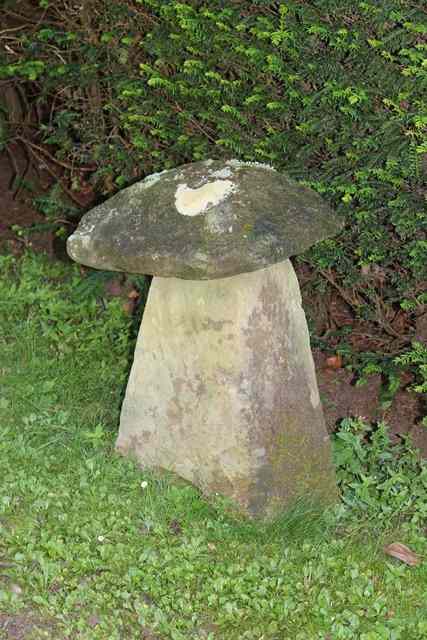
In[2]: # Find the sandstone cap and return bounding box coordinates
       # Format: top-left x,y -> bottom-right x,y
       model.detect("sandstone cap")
67,159 -> 343,280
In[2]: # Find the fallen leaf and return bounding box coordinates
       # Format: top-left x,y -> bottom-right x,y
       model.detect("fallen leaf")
384,542 -> 421,566
122,301 -> 135,316
128,289 -> 140,300
325,354 -> 342,369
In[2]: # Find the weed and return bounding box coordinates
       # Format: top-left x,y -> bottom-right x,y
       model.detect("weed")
333,417 -> 427,529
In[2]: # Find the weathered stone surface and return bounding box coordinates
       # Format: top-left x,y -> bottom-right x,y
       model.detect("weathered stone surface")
116,260 -> 338,518
67,159 -> 342,280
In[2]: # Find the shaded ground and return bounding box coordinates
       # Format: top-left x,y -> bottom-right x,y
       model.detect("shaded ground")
313,350 -> 426,457
0,149 -> 54,257
0,612 -> 58,640
0,149 -> 426,458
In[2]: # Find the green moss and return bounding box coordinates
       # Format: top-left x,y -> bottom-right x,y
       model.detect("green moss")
271,416 -> 337,502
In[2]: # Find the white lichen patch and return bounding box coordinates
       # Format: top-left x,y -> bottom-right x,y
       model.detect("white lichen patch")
203,159 -> 214,166
226,159 -> 275,171
175,180 -> 236,217
68,232 -> 91,251
205,211 -> 228,234
105,207 -> 120,220
209,167 -> 233,179
78,222 -> 96,236
136,169 -> 170,190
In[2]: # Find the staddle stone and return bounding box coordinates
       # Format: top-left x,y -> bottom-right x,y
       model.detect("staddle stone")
67,159 -> 343,518
67,158 -> 342,280
116,260 -> 338,518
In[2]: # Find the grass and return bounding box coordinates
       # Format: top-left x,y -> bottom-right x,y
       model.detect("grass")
0,252 -> 426,640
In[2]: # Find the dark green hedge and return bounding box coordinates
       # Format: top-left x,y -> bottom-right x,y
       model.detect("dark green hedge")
1,1 -> 426,374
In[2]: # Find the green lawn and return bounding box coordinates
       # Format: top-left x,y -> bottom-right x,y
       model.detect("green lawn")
0,253 -> 426,640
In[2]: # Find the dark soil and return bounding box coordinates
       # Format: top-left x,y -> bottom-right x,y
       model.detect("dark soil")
0,148 -> 426,459
313,350 -> 426,457
0,148 -> 55,257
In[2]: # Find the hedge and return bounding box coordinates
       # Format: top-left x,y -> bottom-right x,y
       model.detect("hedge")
1,0 -> 426,389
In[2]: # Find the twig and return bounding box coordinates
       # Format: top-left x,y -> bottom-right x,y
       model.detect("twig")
54,218 -> 75,225
20,140 -> 85,207
372,293 -> 406,339
16,136 -> 96,172
319,268 -> 361,310
172,101 -> 217,143
2,120 -> 38,128
14,85 -> 30,125
321,268 -> 409,342
3,139 -> 31,199
14,142 -> 32,200
4,144 -> 20,191
0,25 -> 28,35
2,8 -> 58,34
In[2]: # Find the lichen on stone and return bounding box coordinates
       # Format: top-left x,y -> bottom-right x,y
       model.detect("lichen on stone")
175,180 -> 237,217
66,158 -> 342,280
209,167 -> 233,179
136,168 -> 171,190
226,159 -> 275,171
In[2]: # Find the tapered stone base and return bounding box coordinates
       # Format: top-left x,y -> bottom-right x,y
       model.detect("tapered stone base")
116,260 -> 337,518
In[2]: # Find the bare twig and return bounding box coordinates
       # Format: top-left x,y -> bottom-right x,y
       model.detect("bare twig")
319,268 -> 361,310
372,293 -> 406,339
172,101 -> 217,143
20,140 -> 85,207
320,268 -> 410,343
16,136 -> 96,172
4,144 -> 20,191
0,25 -> 28,36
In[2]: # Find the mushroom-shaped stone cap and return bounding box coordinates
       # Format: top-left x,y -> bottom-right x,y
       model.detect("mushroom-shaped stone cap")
67,159 -> 343,280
